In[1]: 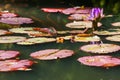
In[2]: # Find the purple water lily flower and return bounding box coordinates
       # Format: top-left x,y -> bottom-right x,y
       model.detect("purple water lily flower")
88,8 -> 104,21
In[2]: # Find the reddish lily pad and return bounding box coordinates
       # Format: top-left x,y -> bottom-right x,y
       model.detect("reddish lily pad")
0,17 -> 33,25
41,8 -> 65,13
61,7 -> 91,15
0,59 -> 34,72
0,50 -> 20,60
0,30 -> 9,36
78,55 -> 120,67
30,49 -> 74,60
0,12 -> 17,18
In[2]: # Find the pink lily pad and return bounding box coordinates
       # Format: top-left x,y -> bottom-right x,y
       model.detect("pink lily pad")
30,49 -> 74,60
0,59 -> 33,72
0,50 -> 20,60
0,17 -> 33,24
78,55 -> 120,67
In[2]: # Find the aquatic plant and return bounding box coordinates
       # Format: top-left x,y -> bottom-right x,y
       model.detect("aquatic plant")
89,8 -> 104,30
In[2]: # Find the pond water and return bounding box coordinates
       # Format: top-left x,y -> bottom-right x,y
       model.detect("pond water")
0,5 -> 120,80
